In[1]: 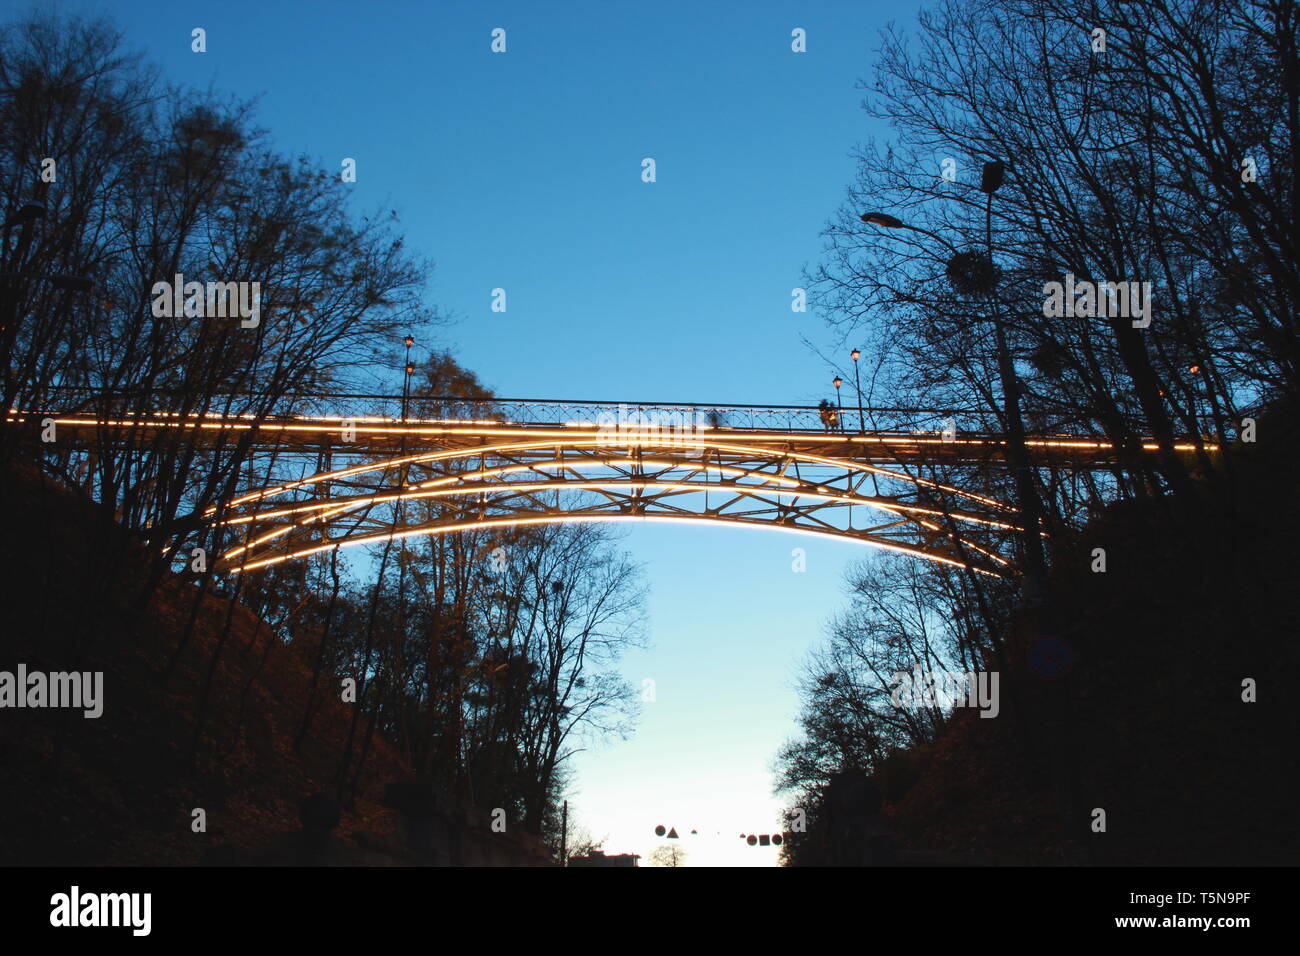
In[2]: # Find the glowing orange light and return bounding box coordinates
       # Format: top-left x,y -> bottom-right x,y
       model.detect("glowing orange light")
221,513 -> 1009,578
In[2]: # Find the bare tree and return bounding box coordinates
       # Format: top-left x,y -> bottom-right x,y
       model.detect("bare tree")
648,844 -> 688,867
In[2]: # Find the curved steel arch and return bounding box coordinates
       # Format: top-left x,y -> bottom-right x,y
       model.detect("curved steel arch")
211,434 -> 1027,577
213,434 -> 1019,513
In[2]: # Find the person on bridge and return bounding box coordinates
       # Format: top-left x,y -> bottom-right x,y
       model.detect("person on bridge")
818,399 -> 840,432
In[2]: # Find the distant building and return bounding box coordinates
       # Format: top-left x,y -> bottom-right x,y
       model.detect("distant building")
567,849 -> 640,867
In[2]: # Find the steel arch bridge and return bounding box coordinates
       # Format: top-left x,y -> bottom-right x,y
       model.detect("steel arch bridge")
26,396 -> 1211,579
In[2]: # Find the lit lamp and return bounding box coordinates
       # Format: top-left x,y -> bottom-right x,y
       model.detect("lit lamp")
401,334 -> 415,419
850,349 -> 864,431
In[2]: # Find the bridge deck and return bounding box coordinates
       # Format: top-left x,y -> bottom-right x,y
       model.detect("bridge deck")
17,410 -> 1212,466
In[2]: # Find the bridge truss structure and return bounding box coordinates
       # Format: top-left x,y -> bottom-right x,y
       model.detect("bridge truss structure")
20,394 -> 1212,579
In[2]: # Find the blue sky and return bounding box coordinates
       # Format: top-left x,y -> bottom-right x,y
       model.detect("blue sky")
55,0 -> 929,864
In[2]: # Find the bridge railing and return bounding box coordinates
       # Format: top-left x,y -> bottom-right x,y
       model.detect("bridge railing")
403,397 -> 981,434
13,386 -> 1226,453
19,385 -> 990,435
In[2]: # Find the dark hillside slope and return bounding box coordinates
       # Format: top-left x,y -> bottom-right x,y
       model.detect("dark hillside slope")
0,464 -> 409,865
883,415 -> 1300,864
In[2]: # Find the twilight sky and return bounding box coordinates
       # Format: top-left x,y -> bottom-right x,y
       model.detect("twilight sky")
57,0 -> 929,865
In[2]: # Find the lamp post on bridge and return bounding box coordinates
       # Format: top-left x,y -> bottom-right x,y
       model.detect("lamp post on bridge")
832,376 -> 843,432
850,348 -> 864,432
402,334 -> 415,420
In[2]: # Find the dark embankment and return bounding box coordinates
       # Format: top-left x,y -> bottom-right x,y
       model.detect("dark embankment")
0,463 -> 411,865
876,411 -> 1300,865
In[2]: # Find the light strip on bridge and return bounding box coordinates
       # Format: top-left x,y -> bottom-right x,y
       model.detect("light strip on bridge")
218,479 -> 1020,568
219,471 -> 1021,535
29,413 -> 1214,455
220,512 -> 1009,578
207,436 -> 1019,515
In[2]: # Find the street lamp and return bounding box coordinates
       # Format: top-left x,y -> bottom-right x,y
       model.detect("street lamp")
980,160 -> 1005,195
859,211 -> 955,252
850,349 -> 864,432
859,161 -> 1047,604
401,334 -> 415,420
859,212 -> 902,229
832,376 -> 843,430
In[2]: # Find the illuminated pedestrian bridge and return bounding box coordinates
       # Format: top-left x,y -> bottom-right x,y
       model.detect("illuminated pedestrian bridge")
28,396 -> 1211,579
